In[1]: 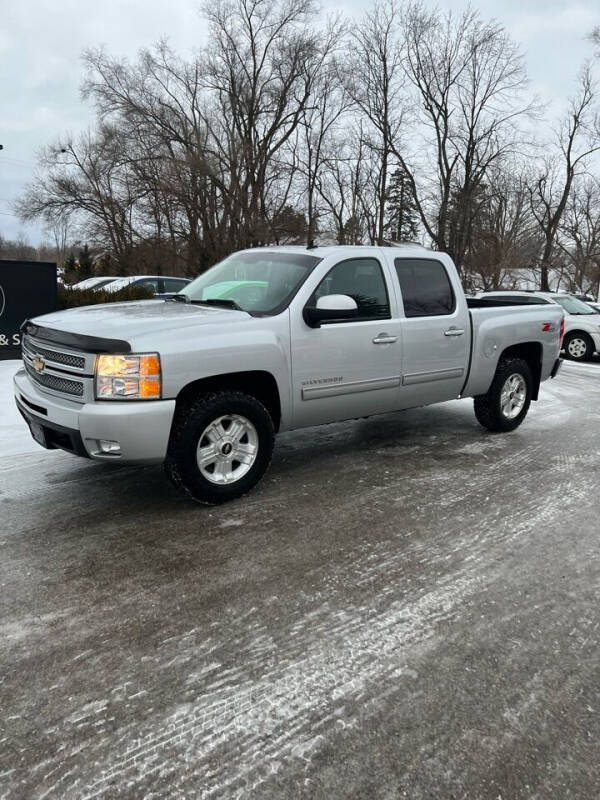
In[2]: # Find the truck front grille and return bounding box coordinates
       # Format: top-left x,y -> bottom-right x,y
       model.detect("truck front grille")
22,337 -> 86,371
25,362 -> 85,398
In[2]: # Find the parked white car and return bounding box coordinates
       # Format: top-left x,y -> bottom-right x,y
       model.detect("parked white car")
102,275 -> 191,296
71,277 -> 120,291
480,291 -> 600,361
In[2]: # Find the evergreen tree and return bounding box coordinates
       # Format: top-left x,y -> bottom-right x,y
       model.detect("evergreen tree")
62,252 -> 78,285
385,166 -> 419,242
77,244 -> 94,280
63,252 -> 77,271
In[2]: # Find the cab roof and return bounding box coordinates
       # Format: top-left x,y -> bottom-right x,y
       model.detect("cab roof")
240,244 -> 433,259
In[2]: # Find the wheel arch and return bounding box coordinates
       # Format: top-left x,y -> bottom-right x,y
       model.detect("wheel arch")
176,370 -> 282,432
497,342 -> 542,400
564,329 -> 594,348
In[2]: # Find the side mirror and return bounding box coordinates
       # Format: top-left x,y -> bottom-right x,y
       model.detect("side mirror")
303,294 -> 358,328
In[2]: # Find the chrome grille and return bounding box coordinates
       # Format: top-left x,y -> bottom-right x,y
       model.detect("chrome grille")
23,336 -> 86,371
25,361 -> 84,398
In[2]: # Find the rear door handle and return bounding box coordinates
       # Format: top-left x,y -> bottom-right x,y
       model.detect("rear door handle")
444,327 -> 465,337
373,333 -> 398,344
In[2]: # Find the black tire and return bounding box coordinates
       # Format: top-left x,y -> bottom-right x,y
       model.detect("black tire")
165,391 -> 275,504
474,356 -> 533,433
563,331 -> 594,362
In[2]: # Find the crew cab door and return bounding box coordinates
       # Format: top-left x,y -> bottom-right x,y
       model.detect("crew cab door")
391,256 -> 471,407
290,255 -> 402,428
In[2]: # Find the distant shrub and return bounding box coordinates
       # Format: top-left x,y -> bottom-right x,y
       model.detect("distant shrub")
58,284 -> 154,309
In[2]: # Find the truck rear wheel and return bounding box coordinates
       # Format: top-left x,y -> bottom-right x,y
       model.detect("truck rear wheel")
474,357 -> 533,433
563,331 -> 594,362
165,391 -> 275,504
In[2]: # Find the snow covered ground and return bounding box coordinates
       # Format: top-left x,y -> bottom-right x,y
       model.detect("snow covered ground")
0,360 -> 43,457
1,352 -> 600,799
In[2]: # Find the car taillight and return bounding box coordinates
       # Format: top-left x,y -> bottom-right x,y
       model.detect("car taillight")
559,316 -> 565,347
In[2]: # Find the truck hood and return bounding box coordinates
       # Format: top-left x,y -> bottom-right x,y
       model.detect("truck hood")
29,300 -> 252,345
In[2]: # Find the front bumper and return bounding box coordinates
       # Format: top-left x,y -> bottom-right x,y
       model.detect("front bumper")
14,368 -> 176,465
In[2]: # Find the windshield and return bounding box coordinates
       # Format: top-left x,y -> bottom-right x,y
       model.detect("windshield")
74,278 -> 108,289
553,296 -> 598,315
181,251 -> 321,315
104,278 -> 133,292
92,278 -> 119,291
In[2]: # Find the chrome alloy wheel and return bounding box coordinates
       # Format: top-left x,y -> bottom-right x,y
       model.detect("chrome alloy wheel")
567,337 -> 587,359
196,414 -> 258,485
500,373 -> 527,420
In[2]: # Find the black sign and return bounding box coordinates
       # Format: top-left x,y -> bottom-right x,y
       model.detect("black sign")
0,260 -> 57,360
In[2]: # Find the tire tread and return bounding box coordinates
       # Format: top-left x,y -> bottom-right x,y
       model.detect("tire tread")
165,390 -> 274,504
474,356 -> 532,433
563,331 -> 593,362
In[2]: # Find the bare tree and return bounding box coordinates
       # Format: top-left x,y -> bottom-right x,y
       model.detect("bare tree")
43,212 -> 72,266
530,64 -> 600,291
16,127 -> 139,270
81,42 -> 231,272
396,4 -> 534,275
18,0 -> 330,274
343,0 -> 406,245
298,42 -> 351,244
463,169 -> 540,291
317,130 -> 369,244
202,0 -> 329,248
15,0 -> 599,286
558,178 -> 600,296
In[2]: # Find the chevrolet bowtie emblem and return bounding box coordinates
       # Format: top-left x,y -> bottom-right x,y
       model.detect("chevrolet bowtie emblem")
32,355 -> 45,374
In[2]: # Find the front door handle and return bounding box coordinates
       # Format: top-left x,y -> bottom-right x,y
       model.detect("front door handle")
373,333 -> 398,344
444,327 -> 465,337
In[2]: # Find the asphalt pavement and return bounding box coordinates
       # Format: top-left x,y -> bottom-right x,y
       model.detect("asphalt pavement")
1,359 -> 600,799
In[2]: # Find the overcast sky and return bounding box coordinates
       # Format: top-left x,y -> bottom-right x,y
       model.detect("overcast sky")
1,0 -> 598,244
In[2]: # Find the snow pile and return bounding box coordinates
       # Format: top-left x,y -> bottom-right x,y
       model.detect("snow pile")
0,360 -> 41,457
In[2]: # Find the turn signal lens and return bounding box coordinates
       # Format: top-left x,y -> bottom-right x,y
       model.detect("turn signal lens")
95,353 -> 161,400
140,355 -> 160,376
139,378 -> 161,398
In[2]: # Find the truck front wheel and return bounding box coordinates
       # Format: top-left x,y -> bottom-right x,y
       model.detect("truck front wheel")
474,357 -> 533,433
165,391 -> 275,504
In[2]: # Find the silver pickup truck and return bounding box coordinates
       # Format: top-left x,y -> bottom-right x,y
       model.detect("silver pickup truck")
15,245 -> 564,504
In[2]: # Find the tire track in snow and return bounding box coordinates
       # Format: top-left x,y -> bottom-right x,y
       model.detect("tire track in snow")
32,443 -> 599,800
53,575 -> 480,800
5,370 -> 598,798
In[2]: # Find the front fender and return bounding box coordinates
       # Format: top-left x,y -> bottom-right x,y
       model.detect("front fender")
144,312 -> 293,430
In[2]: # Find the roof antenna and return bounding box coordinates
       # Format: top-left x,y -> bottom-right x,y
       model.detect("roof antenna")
306,238 -> 317,250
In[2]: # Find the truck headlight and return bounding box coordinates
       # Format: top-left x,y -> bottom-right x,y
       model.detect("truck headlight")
95,354 -> 161,400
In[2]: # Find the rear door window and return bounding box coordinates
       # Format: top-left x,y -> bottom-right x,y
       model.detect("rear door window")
394,259 -> 455,317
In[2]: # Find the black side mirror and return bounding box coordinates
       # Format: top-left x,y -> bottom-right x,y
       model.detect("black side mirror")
303,294 -> 359,328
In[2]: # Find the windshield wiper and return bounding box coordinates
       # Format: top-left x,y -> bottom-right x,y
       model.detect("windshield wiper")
167,293 -> 190,303
191,298 -> 243,311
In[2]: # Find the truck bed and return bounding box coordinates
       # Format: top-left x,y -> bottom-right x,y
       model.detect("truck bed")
467,296 -> 544,308
461,301 -> 564,398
